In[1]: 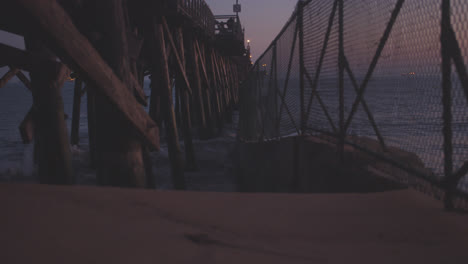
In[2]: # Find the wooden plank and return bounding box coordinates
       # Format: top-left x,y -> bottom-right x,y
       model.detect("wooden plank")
19,108 -> 34,144
130,73 -> 148,106
16,0 -> 159,150
0,67 -> 19,89
91,0 -> 148,187
176,27 -> 197,171
161,16 -> 192,95
31,61 -> 74,184
194,40 -> 211,90
15,70 -> 32,91
0,43 -> 58,72
210,50 -> 222,114
155,21 -> 186,190
87,84 -> 97,168
191,39 -> 207,128
127,30 -> 144,60
13,68 -> 35,144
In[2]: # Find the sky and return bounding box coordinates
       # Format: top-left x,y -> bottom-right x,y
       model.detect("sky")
205,0 -> 297,61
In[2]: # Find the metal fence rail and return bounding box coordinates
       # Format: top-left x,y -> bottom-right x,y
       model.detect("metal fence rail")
239,0 -> 468,209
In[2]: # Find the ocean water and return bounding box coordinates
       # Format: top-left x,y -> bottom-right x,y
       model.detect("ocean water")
0,78 -> 239,191
257,75 -> 468,191
1,74 -> 467,191
0,79 -> 152,182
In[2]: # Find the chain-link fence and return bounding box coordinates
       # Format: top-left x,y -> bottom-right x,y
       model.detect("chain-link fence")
239,0 -> 468,209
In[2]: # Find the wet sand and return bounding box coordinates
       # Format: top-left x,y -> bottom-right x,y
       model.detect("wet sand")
1,183 -> 468,264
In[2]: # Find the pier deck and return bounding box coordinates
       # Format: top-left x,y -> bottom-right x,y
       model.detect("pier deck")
1,183 -> 467,263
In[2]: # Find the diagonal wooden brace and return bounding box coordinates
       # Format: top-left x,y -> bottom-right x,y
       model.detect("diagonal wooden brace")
16,0 -> 159,150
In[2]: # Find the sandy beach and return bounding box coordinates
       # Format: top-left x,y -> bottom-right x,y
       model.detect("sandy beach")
1,183 -> 468,263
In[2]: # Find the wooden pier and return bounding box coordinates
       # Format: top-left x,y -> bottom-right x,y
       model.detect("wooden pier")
0,0 -> 249,188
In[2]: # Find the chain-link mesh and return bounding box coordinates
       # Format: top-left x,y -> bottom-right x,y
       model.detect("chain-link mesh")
239,0 -> 468,198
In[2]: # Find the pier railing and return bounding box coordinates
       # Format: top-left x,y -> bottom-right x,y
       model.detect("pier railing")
175,0 -> 215,37
239,0 -> 468,209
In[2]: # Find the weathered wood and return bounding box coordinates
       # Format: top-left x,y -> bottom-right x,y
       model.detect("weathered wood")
143,146 -> 155,189
16,0 -> 159,150
209,50 -> 222,115
19,108 -> 34,144
175,77 -> 182,128
15,70 -> 32,91
221,57 -> 232,107
0,67 -> 19,89
91,0 -> 148,188
127,30 -> 144,60
155,21 -> 186,190
0,43 -> 59,72
27,44 -> 73,184
16,70 -> 34,144
70,78 -> 83,145
212,52 -> 227,134
161,17 -> 192,95
176,27 -> 197,171
190,38 -> 208,130
194,40 -> 214,128
194,40 -> 211,91
131,73 -> 148,106
128,28 -> 146,105
213,52 -> 228,125
86,84 -> 97,169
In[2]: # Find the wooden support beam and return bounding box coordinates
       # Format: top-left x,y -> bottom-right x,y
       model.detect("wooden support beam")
0,43 -> 58,73
87,84 -> 97,169
194,40 -> 211,91
219,55 -> 230,111
70,78 -> 83,145
190,38 -> 207,129
220,57 -> 230,107
0,67 -> 19,89
175,77 -> 182,130
194,41 -> 214,128
149,71 -> 163,128
210,50 -> 222,115
16,70 -> 32,91
91,0 -> 148,188
30,59 -> 74,184
223,60 -> 234,123
131,73 -> 148,106
0,1 -> 33,37
195,41 -> 215,134
161,17 -> 192,95
176,27 -> 197,171
15,0 -> 159,150
16,71 -> 34,144
212,51 -> 227,133
203,47 -> 219,135
155,21 -> 186,190
19,108 -> 34,144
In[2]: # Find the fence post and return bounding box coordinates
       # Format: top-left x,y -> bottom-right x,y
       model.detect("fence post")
290,1 -> 306,192
298,1 -> 306,135
273,43 -> 280,138
441,0 -> 454,210
338,0 -> 345,164
256,63 -> 262,141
